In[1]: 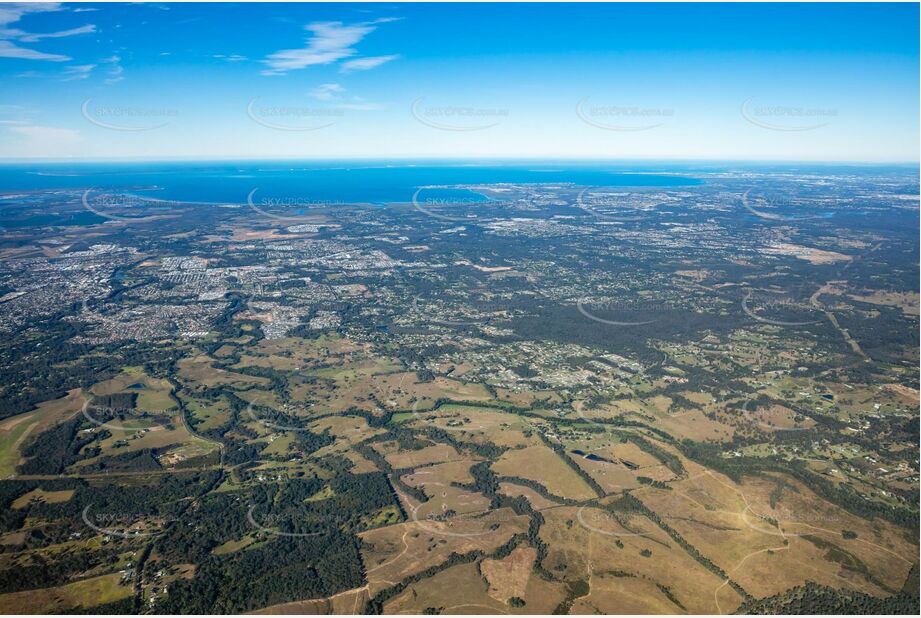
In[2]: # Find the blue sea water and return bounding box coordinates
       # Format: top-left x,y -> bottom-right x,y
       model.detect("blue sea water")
0,161 -> 702,205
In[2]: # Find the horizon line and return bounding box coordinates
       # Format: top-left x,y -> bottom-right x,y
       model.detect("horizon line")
0,156 -> 918,167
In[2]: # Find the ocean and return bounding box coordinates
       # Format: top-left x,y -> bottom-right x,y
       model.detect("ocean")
0,161 -> 703,206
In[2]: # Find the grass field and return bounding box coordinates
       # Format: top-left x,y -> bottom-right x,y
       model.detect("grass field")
492,445 -> 597,501
181,395 -> 232,432
0,389 -> 85,478
0,572 -> 132,613
212,534 -> 260,556
497,481 -> 563,510
539,505 -> 742,613
90,368 -> 177,413
383,559 -> 567,615
637,463 -> 917,603
399,403 -> 542,449
71,414 -> 218,471
11,488 -> 74,509
377,441 -> 461,469
360,507 -> 529,596
176,355 -> 269,390
403,460 -> 492,519
252,586 -> 370,615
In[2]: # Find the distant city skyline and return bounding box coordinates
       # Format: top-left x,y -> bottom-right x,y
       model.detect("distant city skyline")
0,2 -> 918,162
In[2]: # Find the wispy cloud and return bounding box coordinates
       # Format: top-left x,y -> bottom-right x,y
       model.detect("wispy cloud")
0,39 -> 69,61
306,83 -> 381,111
0,3 -> 57,29
340,54 -> 399,73
214,53 -> 247,62
309,82 -> 344,101
0,4 -> 95,62
19,24 -> 96,43
102,55 -> 124,83
61,63 -> 95,80
262,18 -> 398,75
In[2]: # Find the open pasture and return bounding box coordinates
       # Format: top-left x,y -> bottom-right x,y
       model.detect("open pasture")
181,395 -> 232,432
637,464 -> 918,603
11,488 -> 75,509
71,414 -> 218,471
492,445 -> 597,501
402,460 -> 491,518
90,368 -> 176,413
1,389 -> 85,477
399,404 -> 541,449
0,572 -> 132,613
383,558 -> 567,615
497,481 -> 563,510
374,440 -> 462,469
177,355 -> 269,390
539,505 -> 742,614
309,415 -> 386,458
359,507 -> 529,595
252,586 -> 370,615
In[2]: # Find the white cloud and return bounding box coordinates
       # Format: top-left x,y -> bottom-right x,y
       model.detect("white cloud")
307,84 -> 381,111
0,3 -> 94,62
0,3 -> 59,29
102,55 -> 124,83
19,24 -> 96,43
214,53 -> 247,62
0,39 -> 69,61
61,63 -> 95,80
340,54 -> 398,73
262,18 -> 397,75
309,82 -> 344,101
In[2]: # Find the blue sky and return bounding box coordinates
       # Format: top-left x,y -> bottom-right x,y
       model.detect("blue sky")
0,2 -> 918,161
